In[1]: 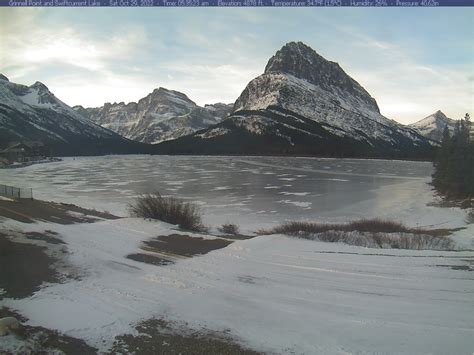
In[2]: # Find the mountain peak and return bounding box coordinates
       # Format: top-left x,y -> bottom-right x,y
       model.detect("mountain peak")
258,41 -> 380,113
0,74 -> 9,82
148,87 -> 196,106
264,41 -> 327,76
433,110 -> 447,119
423,110 -> 452,124
276,41 -> 317,57
151,87 -> 182,97
152,87 -> 171,94
408,110 -> 455,142
151,87 -> 185,96
31,81 -> 50,92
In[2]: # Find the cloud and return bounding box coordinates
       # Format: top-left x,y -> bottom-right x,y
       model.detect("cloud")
315,22 -> 473,123
1,9 -> 471,123
5,28 -> 146,74
0,9 -> 152,107
357,60 -> 472,124
1,9 -> 147,79
159,63 -> 261,105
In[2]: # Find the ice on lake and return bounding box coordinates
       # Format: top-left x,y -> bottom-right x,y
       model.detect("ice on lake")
0,155 -> 468,231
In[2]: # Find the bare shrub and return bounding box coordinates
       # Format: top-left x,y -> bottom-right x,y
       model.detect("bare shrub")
218,223 -> 240,235
258,218 -> 453,237
467,209 -> 474,224
129,191 -> 205,232
305,231 -> 453,250
257,218 -> 455,250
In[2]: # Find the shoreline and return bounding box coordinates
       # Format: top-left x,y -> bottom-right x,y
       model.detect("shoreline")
0,158 -> 62,170
47,153 -> 437,163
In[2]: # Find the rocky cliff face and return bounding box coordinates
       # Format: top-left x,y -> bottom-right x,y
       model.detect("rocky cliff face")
261,41 -> 380,112
76,88 -> 232,144
155,42 -> 434,159
0,75 -> 144,155
408,110 -> 456,143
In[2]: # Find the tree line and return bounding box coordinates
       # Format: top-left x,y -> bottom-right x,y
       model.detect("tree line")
432,113 -> 473,199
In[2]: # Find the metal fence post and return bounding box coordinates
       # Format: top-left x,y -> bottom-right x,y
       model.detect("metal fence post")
0,184 -> 33,200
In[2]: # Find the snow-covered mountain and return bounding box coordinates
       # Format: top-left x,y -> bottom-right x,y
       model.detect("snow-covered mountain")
408,110 -> 456,143
0,75 -> 145,155
74,88 -> 232,144
155,42 -> 434,159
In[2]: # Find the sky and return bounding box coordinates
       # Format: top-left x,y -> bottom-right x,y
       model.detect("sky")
0,7 -> 472,124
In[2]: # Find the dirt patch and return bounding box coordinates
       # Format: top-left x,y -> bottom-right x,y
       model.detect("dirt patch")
219,234 -> 256,240
0,307 -> 97,355
143,234 -> 233,257
109,318 -> 260,355
24,231 -> 65,245
0,199 -> 119,224
127,253 -> 173,266
0,233 -> 61,299
238,275 -> 258,284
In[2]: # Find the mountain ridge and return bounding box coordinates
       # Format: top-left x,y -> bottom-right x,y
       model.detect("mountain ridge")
75,88 -> 233,144
0,41 -> 439,160
154,42 -> 434,160
0,75 -> 147,155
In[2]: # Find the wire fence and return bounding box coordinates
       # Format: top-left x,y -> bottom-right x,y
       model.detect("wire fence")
0,184 -> 33,199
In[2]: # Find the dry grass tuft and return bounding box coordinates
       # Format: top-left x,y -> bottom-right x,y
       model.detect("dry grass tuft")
257,218 -> 456,250
218,223 -> 240,235
129,191 -> 205,232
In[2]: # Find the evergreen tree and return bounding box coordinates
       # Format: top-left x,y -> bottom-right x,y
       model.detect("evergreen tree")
432,125 -> 451,190
432,113 -> 473,199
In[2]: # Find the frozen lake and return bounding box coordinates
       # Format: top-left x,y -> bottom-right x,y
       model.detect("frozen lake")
0,155 -> 465,231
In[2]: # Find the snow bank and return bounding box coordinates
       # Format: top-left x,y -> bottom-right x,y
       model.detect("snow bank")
4,218 -> 474,354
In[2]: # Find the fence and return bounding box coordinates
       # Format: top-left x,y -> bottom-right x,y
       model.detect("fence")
0,184 -> 33,199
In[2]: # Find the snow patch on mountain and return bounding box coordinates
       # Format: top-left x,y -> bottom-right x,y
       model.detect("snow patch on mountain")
0,78 -> 130,151
196,127 -> 231,139
408,110 -> 456,142
76,89 -> 233,144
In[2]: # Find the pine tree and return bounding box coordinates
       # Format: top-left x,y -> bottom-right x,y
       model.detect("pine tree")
433,125 -> 451,191
463,113 -> 474,196
432,113 -> 473,199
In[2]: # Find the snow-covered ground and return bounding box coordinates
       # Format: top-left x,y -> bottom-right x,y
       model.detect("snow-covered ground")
2,217 -> 474,354
1,155 -> 473,354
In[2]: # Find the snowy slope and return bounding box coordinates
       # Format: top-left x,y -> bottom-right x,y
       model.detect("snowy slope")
234,72 -> 425,144
0,75 -> 143,155
75,88 -> 232,144
4,217 -> 473,354
155,42 -> 434,159
408,110 -> 456,142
